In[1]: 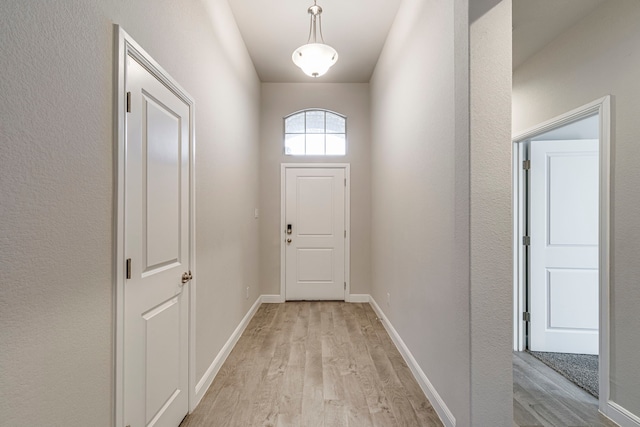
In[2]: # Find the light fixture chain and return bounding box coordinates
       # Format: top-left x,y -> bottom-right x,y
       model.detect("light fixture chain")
318,14 -> 325,43
307,13 -> 313,43
311,13 -> 317,43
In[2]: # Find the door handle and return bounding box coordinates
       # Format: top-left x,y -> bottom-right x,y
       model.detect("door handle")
181,270 -> 193,284
286,238 -> 292,243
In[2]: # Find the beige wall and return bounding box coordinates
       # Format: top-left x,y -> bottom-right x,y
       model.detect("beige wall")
513,0 -> 640,418
259,83 -> 371,297
0,0 -> 260,424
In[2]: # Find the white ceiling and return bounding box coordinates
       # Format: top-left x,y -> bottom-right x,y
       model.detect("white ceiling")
512,0 -> 608,69
227,0 -> 609,82
227,0 -> 401,83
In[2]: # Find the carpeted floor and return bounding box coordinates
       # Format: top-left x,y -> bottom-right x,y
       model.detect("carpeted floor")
528,350 -> 599,397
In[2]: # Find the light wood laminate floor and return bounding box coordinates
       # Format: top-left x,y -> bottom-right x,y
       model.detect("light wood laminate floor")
182,302 -> 443,427
513,351 -> 617,427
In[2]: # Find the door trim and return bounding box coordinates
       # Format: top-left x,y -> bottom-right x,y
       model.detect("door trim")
512,95 -> 610,412
280,163 -> 350,302
114,25 -> 197,426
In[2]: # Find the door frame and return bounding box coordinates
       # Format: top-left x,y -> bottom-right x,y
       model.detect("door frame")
512,96 -> 610,411
280,163 -> 351,302
114,25 -> 197,426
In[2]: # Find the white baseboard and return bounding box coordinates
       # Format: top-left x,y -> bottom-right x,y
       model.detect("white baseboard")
369,297 -> 456,427
193,296 -> 263,407
261,294 -> 284,303
347,294 -> 370,303
602,401 -> 640,427
261,294 -> 369,303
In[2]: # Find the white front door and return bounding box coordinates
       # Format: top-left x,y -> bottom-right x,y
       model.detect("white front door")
124,56 -> 191,426
284,167 -> 346,300
529,139 -> 599,354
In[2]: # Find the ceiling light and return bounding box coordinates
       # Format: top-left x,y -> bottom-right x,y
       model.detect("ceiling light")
292,0 -> 338,78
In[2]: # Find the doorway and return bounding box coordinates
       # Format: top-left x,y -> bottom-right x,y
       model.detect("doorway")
280,164 -> 350,301
513,97 -> 611,407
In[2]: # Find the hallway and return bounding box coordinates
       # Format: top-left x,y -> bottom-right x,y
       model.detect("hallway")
181,302 -> 443,426
6,0 -> 640,424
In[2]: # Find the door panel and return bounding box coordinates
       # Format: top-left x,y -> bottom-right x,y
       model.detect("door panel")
297,248 -> 334,282
144,297 -> 181,424
285,168 -> 345,300
547,269 -> 599,330
297,177 -> 334,235
144,96 -> 181,270
125,56 -> 190,427
530,139 -> 598,354
547,153 -> 599,246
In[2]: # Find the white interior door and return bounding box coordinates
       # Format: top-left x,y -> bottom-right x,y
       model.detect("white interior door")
285,167 -> 346,300
529,139 -> 599,354
124,56 -> 191,426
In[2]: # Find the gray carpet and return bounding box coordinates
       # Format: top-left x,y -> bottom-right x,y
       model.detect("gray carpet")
528,350 -> 599,397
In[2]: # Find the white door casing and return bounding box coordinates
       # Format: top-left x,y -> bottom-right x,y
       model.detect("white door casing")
529,139 -> 599,354
283,166 -> 347,301
512,96 -> 611,414
115,27 -> 195,427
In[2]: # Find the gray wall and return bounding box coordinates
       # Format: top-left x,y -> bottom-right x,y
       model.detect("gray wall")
470,0 -> 513,425
513,0 -> 640,417
370,0 -> 513,424
370,0 -> 471,424
1,0 -> 518,425
259,83 -> 371,297
0,0 -> 260,424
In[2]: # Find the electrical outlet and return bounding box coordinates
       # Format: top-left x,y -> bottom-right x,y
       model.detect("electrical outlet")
246,286 -> 250,299
387,292 -> 390,306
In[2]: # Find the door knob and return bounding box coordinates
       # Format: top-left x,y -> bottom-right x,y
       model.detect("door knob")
286,238 -> 292,243
181,270 -> 192,284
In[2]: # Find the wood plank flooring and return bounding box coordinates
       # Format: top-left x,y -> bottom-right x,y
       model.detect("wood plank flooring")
513,351 -> 617,427
182,303 -> 617,427
181,302 -> 443,427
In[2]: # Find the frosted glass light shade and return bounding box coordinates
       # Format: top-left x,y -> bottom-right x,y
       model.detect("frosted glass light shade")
292,43 -> 338,78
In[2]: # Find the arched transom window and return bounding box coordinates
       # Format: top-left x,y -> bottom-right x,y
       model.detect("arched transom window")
284,109 -> 346,155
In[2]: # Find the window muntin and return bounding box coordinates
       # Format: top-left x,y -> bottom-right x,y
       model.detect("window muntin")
284,110 -> 346,155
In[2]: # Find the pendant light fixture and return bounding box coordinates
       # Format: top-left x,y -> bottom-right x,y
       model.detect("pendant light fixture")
292,0 -> 338,78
